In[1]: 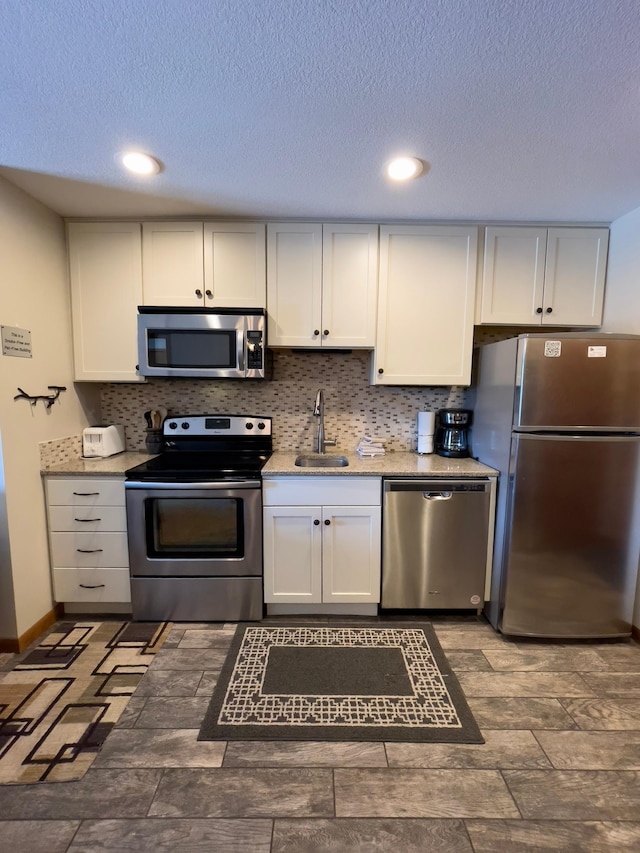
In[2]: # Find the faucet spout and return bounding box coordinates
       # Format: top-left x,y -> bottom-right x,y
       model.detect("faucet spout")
313,389 -> 335,454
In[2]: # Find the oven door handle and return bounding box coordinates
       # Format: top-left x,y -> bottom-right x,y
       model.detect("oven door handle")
125,480 -> 262,490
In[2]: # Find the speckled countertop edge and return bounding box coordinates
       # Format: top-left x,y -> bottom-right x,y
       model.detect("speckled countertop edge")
41,452 -> 157,476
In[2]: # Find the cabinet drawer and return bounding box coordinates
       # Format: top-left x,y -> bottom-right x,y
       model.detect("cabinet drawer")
50,532 -> 129,567
46,478 -> 125,507
48,505 -> 127,532
263,476 -> 381,506
52,567 -> 131,603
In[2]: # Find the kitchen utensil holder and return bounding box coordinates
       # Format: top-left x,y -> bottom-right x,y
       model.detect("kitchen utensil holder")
145,428 -> 163,454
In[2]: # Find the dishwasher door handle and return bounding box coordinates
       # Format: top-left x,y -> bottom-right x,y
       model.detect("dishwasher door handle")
423,491 -> 453,500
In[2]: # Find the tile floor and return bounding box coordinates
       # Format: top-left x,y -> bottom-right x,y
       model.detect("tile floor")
1,614 -> 640,851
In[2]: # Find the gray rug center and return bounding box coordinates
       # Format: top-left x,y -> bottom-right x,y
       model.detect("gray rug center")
262,646 -> 414,696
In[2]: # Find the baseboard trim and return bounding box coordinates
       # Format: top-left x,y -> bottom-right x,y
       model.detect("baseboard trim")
633,624 -> 640,643
0,603 -> 64,653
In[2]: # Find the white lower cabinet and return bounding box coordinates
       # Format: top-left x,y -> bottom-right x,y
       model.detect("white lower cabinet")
263,477 -> 381,605
45,476 -> 131,604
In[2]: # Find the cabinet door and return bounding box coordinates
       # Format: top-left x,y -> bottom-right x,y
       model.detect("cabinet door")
266,223 -> 322,346
263,506 -> 322,603
373,225 -> 478,385
203,222 -> 266,308
322,506 -> 381,603
478,227 -> 547,324
142,222 -> 204,306
542,228 -> 608,326
67,222 -> 143,382
321,224 -> 378,347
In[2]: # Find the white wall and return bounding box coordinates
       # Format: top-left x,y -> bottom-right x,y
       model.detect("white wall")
0,175 -> 91,640
601,205 -> 640,334
601,204 -> 640,629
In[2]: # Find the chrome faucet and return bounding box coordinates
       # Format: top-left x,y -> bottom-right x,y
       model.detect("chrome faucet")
313,389 -> 336,454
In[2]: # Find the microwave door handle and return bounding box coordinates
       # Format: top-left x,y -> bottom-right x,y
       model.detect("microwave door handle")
237,331 -> 245,373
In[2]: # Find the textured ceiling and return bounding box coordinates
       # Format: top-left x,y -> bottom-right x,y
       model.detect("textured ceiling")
1,0 -> 640,222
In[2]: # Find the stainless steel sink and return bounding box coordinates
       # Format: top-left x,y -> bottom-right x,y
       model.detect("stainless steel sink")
294,454 -> 349,468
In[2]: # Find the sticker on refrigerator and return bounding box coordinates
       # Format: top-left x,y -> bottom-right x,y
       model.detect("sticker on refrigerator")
588,346 -> 607,358
543,340 -> 561,358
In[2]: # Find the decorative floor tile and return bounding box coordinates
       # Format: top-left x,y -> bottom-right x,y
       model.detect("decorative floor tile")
483,648 -> 610,672
466,819 -> 640,852
334,769 -> 520,818
68,818 -> 273,852
223,740 -> 387,767
467,697 -> 578,730
503,770 -> 640,820
457,671 -> 594,697
272,817 -> 474,852
0,820 -> 79,853
94,728 -> 226,768
562,698 -> 640,729
149,768 -> 334,818
534,730 -> 640,769
386,730 -> 551,769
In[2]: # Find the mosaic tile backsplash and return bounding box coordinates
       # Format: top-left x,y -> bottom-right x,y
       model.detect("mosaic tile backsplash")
99,350 -> 471,453
32,329 -> 512,457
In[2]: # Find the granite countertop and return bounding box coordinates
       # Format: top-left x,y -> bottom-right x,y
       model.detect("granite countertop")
42,452 -> 156,477
42,450 -> 497,479
263,451 -> 498,478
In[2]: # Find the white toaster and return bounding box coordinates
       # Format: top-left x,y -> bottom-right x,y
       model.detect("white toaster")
82,425 -> 126,458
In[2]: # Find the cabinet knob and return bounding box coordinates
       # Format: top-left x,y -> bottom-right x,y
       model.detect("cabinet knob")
314,519 -> 320,525
313,329 -> 320,336
378,368 -> 384,374
323,329 -> 329,336
205,289 -> 213,299
324,519 -> 331,525
536,307 -> 543,314
195,289 -> 203,298
546,307 -> 553,314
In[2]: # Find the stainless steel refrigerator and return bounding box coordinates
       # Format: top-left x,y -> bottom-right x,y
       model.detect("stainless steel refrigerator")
473,333 -> 640,638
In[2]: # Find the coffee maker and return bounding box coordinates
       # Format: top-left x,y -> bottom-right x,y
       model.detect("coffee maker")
434,409 -> 472,458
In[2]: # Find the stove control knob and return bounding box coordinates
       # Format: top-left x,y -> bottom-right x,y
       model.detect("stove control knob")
245,422 -> 254,429
168,421 -> 178,430
181,422 -> 190,430
258,422 -> 265,430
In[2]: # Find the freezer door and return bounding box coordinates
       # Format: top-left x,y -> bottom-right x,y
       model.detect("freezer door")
500,433 -> 640,638
515,336 -> 640,430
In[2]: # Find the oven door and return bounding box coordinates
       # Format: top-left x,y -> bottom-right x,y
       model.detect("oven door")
125,481 -> 262,577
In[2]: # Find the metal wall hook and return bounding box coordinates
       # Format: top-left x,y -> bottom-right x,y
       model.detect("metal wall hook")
13,385 -> 67,409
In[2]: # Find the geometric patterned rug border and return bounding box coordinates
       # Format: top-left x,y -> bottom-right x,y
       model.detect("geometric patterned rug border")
0,620 -> 170,784
198,622 -> 484,744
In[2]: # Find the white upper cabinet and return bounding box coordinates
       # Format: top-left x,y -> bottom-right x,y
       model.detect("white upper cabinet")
478,226 -> 609,326
203,222 -> 266,308
67,222 -> 144,382
267,223 -> 378,347
372,225 -> 478,386
142,221 -> 266,308
142,222 -> 204,306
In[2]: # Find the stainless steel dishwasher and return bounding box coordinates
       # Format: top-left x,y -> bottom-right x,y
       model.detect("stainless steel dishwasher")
381,479 -> 492,609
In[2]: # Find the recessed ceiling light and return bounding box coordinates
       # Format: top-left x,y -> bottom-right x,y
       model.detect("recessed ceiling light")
386,156 -> 424,181
120,151 -> 161,175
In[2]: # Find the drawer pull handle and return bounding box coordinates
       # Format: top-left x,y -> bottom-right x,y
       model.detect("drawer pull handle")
74,518 -> 102,523
79,583 -> 106,589
77,548 -> 104,553
72,492 -> 100,496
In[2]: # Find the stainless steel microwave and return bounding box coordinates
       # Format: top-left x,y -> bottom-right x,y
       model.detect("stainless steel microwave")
137,307 -> 267,379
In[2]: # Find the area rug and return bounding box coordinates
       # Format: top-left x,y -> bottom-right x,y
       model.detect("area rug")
198,623 -> 484,743
0,620 -> 170,783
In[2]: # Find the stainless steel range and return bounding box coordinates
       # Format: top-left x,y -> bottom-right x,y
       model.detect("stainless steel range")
125,414 -> 272,621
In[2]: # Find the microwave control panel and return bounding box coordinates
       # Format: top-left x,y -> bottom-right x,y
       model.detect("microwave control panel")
246,330 -> 263,369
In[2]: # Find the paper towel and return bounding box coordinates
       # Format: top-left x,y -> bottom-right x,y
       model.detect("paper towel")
417,411 -> 435,435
